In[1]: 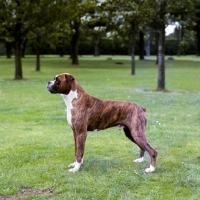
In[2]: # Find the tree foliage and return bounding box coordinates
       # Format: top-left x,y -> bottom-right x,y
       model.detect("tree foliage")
141,0 -> 197,90
56,0 -> 98,65
0,0 -> 57,79
0,0 -> 198,90
99,0 -> 149,75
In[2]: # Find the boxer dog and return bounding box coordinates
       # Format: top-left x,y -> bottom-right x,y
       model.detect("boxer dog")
47,73 -> 157,173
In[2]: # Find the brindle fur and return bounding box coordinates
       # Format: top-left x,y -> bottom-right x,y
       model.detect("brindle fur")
47,73 -> 158,172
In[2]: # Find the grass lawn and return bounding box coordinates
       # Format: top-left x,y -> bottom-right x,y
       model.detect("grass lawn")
0,55 -> 200,199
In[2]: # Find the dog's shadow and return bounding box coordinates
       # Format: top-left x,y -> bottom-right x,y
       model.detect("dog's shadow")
83,157 -> 121,172
82,156 -> 148,173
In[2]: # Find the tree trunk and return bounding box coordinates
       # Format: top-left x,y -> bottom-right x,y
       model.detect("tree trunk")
6,42 -> 13,58
196,21 -> 200,56
13,0 -> 23,80
59,46 -> 64,57
157,24 -> 165,91
70,21 -> 80,65
145,31 -> 151,57
177,27 -> 183,57
36,35 -> 40,71
14,40 -> 23,79
21,39 -> 27,58
131,21 -> 136,75
58,37 -> 64,57
155,31 -> 159,65
139,31 -> 144,60
94,35 -> 100,57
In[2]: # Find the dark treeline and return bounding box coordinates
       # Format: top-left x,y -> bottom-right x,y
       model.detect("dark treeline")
0,37 -> 197,57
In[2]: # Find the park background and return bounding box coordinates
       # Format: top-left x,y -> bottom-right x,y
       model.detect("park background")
0,0 -> 200,199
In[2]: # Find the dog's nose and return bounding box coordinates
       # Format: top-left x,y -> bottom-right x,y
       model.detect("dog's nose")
46,81 -> 51,89
47,81 -> 52,86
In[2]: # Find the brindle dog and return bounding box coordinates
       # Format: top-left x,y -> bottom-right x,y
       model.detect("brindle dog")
47,73 -> 158,173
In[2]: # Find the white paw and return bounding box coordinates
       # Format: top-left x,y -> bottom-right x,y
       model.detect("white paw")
68,158 -> 83,169
68,162 -> 76,168
144,165 -> 155,173
68,161 -> 82,173
134,157 -> 144,163
69,167 -> 80,173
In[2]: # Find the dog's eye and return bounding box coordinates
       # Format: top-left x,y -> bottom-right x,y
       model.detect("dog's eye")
55,78 -> 60,84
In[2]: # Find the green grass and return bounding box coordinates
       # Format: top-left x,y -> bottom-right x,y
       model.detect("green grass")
0,55 -> 200,199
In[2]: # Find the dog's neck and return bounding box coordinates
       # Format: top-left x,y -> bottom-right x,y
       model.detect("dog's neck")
70,80 -> 85,97
60,80 -> 85,99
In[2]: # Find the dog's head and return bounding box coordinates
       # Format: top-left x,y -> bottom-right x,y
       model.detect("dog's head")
46,73 -> 75,94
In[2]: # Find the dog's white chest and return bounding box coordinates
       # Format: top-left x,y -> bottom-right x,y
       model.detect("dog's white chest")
61,90 -> 78,126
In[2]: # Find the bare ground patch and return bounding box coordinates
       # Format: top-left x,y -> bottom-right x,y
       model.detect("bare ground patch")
0,188 -> 57,200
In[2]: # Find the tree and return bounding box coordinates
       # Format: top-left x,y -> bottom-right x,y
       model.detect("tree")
58,0 -> 98,65
85,7 -> 107,57
157,1 -> 166,91
70,20 -> 80,65
100,0 -> 147,75
143,0 -> 168,90
32,3 -> 58,72
169,0 -> 197,57
0,1 -> 31,79
139,31 -> 145,60
193,1 -> 200,56
144,0 -> 196,91
0,0 -> 56,79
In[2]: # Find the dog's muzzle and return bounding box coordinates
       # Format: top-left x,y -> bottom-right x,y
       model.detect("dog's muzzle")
46,81 -> 58,94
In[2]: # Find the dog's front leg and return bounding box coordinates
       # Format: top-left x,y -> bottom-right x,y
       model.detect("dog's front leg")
68,132 -> 87,172
68,131 -> 81,170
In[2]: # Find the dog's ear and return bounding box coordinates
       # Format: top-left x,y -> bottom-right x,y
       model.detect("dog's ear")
65,74 -> 75,88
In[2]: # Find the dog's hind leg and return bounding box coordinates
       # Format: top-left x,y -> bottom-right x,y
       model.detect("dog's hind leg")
131,132 -> 157,173
139,141 -> 157,172
134,148 -> 145,163
123,127 -> 145,163
131,112 -> 158,173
